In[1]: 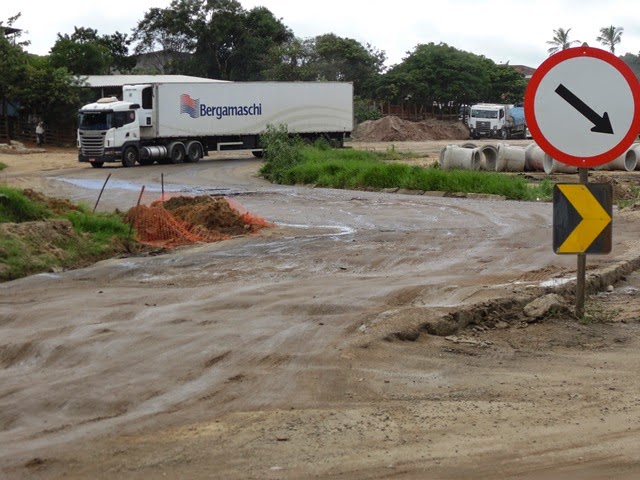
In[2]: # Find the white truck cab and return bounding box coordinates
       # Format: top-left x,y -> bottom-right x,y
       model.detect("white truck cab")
468,103 -> 527,140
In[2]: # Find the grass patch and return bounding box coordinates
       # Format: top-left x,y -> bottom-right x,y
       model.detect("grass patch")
0,186 -> 132,282
259,134 -> 553,202
0,186 -> 51,222
580,298 -> 621,324
617,185 -> 640,209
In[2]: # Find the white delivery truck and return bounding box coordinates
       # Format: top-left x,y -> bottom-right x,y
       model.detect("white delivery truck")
77,81 -> 353,167
467,103 -> 527,140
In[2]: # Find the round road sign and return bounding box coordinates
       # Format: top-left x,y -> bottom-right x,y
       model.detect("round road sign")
525,46 -> 640,167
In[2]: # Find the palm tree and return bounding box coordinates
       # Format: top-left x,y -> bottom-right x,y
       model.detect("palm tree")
597,25 -> 624,54
546,28 -> 580,55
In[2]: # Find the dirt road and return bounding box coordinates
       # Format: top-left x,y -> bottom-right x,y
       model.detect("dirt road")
2,143 -> 640,479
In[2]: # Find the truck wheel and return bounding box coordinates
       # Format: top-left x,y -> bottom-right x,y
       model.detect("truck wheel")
500,128 -> 509,140
122,146 -> 138,168
168,142 -> 185,164
185,141 -> 203,163
252,150 -> 264,158
90,162 -> 104,168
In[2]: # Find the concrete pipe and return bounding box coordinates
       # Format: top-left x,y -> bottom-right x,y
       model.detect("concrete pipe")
631,144 -> 640,171
595,147 -> 638,171
440,145 -> 482,170
543,154 -> 578,174
495,143 -> 526,172
524,144 -> 546,172
480,144 -> 499,171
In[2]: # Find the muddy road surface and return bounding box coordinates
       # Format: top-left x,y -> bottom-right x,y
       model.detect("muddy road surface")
2,143 -> 640,479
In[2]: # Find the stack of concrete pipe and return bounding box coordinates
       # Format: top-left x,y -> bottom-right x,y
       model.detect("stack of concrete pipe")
440,144 -> 482,170
443,141 -> 640,173
594,143 -> 640,171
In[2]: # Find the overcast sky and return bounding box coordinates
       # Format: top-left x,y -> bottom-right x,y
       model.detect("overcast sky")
8,0 -> 640,69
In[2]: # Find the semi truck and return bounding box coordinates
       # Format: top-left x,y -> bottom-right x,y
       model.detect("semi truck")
77,81 -> 353,167
467,103 -> 527,140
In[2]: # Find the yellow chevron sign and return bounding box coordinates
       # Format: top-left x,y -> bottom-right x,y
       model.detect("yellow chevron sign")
553,184 -> 612,254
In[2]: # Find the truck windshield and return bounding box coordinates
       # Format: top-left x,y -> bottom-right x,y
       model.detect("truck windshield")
78,111 -> 113,130
470,110 -> 498,119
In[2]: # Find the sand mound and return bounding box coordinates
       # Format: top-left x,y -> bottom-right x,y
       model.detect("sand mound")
353,116 -> 470,142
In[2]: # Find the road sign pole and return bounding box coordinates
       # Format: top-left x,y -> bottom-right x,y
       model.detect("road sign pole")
575,167 -> 589,317
527,46 -> 634,317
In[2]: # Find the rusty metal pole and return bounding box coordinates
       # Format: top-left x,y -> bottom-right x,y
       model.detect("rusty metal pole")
128,185 -> 146,243
576,168 -> 589,317
93,173 -> 111,213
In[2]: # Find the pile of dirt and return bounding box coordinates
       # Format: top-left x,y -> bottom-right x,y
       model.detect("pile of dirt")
163,196 -> 250,236
352,116 -> 470,142
22,189 -> 82,215
126,196 -> 274,248
590,174 -> 637,202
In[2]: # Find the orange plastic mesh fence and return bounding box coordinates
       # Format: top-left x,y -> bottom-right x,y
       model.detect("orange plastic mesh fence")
126,195 -> 273,249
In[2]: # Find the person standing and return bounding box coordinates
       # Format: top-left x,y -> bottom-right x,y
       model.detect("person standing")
35,122 -> 45,146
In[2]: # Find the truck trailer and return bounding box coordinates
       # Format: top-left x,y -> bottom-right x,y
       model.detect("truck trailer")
467,103 -> 527,140
77,81 -> 354,167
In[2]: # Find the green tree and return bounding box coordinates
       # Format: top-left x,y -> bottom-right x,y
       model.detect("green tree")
49,27 -> 135,75
49,28 -> 111,75
620,52 -> 640,79
262,37 -> 312,81
99,31 -> 136,73
307,34 -> 385,97
20,56 -> 82,124
0,13 -> 29,141
379,43 -> 492,106
597,25 -> 623,54
264,34 -> 385,97
546,27 -> 580,55
132,0 -> 292,80
486,61 -> 527,104
375,43 -> 526,110
1,14 -> 83,141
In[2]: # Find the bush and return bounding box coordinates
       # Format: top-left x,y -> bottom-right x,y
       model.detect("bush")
258,124 -> 304,183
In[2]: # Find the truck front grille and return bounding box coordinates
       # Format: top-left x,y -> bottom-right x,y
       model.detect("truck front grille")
475,121 -> 491,134
79,131 -> 106,156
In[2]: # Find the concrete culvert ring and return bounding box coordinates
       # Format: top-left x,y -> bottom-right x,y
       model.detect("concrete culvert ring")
461,143 -> 478,149
480,145 -> 499,171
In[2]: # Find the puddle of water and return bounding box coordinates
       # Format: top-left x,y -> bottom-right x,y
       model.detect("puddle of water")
53,177 -> 245,196
539,277 -> 575,288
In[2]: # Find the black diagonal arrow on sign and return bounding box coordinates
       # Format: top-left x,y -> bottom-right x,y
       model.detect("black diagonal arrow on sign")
555,84 -> 614,134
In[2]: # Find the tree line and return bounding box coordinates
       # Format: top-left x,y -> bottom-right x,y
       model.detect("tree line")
1,1 -> 638,142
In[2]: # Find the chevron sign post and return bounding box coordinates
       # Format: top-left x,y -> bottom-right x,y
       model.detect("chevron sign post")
525,46 -> 640,316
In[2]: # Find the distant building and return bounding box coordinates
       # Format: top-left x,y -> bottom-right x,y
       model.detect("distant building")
509,65 -> 536,81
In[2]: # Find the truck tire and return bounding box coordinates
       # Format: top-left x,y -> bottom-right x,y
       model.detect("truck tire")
252,150 -> 264,158
185,141 -> 203,163
168,142 -> 185,164
122,146 -> 138,168
500,128 -> 509,140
